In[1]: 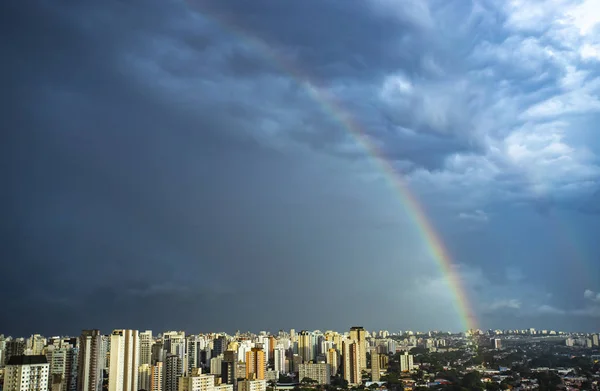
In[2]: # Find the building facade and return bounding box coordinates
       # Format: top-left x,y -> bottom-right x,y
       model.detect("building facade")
77,330 -> 103,391
108,329 -> 140,391
298,363 -> 331,385
4,355 -> 50,391
245,348 -> 265,380
342,340 -> 361,386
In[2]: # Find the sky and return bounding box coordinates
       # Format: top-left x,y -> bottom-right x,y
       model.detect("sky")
1,0 -> 600,337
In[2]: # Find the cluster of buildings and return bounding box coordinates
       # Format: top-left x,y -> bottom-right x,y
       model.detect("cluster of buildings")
0,327 -> 415,391
565,334 -> 600,348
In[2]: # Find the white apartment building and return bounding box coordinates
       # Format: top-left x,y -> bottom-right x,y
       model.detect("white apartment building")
399,352 -> 413,372
109,330 -> 140,391
238,380 -> 266,391
4,355 -> 50,391
179,369 -> 216,391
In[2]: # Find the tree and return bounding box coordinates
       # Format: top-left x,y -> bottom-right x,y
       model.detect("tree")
485,382 -> 500,391
412,370 -> 425,382
461,372 -> 483,390
331,376 -> 349,389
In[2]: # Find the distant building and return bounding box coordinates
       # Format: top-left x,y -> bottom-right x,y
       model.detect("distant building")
4,339 -> 26,366
264,370 -> 278,383
26,335 -> 46,356
245,348 -> 265,380
565,338 -> 574,347
326,348 -> 338,376
491,339 -> 502,349
4,355 -> 50,391
210,355 -> 223,376
238,380 -> 266,391
179,368 -> 215,391
349,327 -> 367,371
342,340 -> 361,385
213,337 -> 227,358
371,352 -> 380,382
299,363 -> 331,385
399,352 -> 413,372
151,343 -> 165,365
298,331 -> 312,364
273,346 -> 286,375
139,331 -> 153,366
221,350 -> 238,389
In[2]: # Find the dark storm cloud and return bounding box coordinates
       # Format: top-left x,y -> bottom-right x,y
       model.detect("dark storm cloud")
2,0 -> 600,336
193,0 -> 427,82
1,0 -> 431,334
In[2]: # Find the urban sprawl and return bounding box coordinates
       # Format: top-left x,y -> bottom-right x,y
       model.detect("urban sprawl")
1,328 -> 599,391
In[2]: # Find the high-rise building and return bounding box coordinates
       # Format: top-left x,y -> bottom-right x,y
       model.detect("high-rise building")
342,340 -> 360,386
326,349 -> 338,376
245,348 -> 265,380
371,352 -> 380,382
592,334 -> 599,347
50,343 -> 78,391
164,354 -> 183,391
78,330 -> 103,391
210,355 -> 223,376
565,338 -> 574,347
164,332 -> 186,361
108,329 -> 140,391
140,331 -> 153,366
491,339 -> 502,350
268,337 -> 275,359
213,337 -> 227,358
221,350 -> 238,390
101,335 -> 110,370
151,362 -> 163,391
5,339 -> 26,366
139,364 -> 152,391
4,355 -> 50,391
273,346 -> 285,375
298,332 -> 312,364
290,355 -> 302,373
349,327 -> 366,371
298,363 -> 331,385
187,337 -> 203,372
399,352 -> 413,372
377,355 -> 388,373
151,343 -> 165,365
26,335 -> 47,356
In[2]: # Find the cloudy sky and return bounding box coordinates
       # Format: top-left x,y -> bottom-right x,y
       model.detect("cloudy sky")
2,0 -> 600,336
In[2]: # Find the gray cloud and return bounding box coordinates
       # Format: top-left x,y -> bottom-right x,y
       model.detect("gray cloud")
2,0 -> 600,335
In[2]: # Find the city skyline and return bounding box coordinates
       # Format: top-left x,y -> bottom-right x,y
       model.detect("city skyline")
2,327 -> 598,340
2,0 -> 600,335
2,327 -> 598,391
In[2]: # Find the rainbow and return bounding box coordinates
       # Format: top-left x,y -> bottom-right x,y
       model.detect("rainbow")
187,2 -> 478,332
